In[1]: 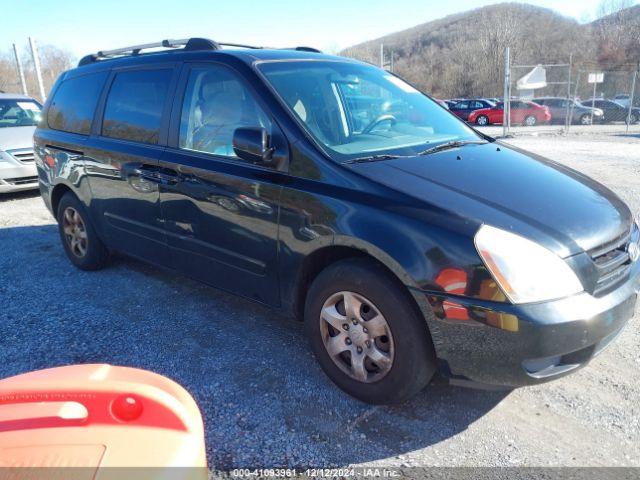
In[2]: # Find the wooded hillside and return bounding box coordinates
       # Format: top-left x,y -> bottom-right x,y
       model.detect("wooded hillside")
341,3 -> 640,99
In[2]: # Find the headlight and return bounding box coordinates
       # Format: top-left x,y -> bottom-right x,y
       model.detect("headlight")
474,225 -> 583,304
0,150 -> 10,163
594,109 -> 604,116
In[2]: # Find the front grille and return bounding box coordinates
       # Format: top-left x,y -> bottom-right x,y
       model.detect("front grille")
589,230 -> 633,296
4,175 -> 38,186
7,148 -> 35,163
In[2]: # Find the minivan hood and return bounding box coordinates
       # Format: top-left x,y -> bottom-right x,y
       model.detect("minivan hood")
0,126 -> 36,151
346,142 -> 632,257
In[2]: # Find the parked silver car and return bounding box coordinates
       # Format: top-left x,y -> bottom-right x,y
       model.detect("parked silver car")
0,93 -> 41,193
535,97 -> 603,125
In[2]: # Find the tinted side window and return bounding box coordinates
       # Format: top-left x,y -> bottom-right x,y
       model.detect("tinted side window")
102,69 -> 172,144
48,71 -> 108,135
179,65 -> 272,159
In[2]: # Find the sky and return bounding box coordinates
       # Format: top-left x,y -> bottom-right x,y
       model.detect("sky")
2,0 -> 637,59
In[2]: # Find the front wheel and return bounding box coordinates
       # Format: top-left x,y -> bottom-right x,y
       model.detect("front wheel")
523,115 -> 537,126
304,259 -> 436,404
628,114 -> 638,125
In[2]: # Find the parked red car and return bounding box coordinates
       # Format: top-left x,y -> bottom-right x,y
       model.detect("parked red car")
468,100 -> 551,126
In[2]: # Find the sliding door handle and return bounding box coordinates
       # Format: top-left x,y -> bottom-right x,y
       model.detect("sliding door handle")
135,169 -> 180,186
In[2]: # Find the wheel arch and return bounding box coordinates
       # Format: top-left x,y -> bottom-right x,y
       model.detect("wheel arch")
50,182 -> 75,217
291,238 -> 433,335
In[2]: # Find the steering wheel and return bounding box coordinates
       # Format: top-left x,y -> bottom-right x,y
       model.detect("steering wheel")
362,114 -> 397,134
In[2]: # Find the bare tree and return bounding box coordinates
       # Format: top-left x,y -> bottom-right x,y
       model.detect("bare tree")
594,0 -> 639,65
0,43 -> 73,99
597,0 -> 634,18
1,50 -> 22,93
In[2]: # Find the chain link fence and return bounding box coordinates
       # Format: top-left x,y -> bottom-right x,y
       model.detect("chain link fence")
484,55 -> 640,137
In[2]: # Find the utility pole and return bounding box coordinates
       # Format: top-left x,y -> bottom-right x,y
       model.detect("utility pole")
590,79 -> 597,125
564,53 -> 572,133
29,37 -> 46,102
12,43 -> 28,95
566,71 -> 581,135
626,63 -> 638,134
503,47 -> 510,137
380,43 -> 384,68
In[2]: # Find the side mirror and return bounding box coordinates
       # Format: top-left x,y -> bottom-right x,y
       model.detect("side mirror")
233,127 -> 275,165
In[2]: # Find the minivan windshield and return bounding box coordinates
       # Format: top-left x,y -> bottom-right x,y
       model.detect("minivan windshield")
258,60 -> 483,161
0,99 -> 42,128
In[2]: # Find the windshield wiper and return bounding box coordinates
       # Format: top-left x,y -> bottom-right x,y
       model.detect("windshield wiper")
418,140 -> 488,156
344,154 -> 402,164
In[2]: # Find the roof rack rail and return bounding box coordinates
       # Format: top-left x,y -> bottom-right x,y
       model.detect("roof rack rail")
77,38 -> 323,67
214,43 -> 321,52
78,37 -> 219,67
217,42 -> 263,50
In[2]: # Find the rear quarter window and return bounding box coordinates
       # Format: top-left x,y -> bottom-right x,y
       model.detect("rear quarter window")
101,69 -> 172,145
48,71 -> 108,135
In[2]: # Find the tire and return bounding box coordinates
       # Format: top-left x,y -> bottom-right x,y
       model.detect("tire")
579,114 -> 592,125
475,115 -> 489,126
523,115 -> 537,126
629,114 -> 638,125
57,192 -> 109,270
304,258 -> 437,404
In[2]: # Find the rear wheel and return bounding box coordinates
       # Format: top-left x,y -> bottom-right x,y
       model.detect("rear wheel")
304,259 -> 436,404
523,115 -> 537,126
475,115 -> 489,126
57,192 -> 109,270
628,114 -> 638,125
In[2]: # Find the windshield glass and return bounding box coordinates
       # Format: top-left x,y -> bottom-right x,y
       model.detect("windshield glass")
0,99 -> 42,128
258,60 -> 482,161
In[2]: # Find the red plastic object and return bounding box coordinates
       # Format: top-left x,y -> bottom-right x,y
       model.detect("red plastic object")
0,364 -> 207,474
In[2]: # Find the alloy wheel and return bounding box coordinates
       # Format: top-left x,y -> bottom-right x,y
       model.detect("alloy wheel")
319,291 -> 394,383
62,207 -> 88,258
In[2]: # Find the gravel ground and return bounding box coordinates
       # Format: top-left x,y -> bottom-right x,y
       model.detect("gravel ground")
0,133 -> 638,469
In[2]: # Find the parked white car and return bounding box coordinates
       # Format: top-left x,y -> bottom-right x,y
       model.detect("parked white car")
0,93 -> 41,193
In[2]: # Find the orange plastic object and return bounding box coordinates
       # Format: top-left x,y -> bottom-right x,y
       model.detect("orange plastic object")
435,268 -> 470,320
0,364 -> 207,475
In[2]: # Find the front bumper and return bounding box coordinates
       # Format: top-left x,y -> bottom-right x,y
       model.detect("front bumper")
0,156 -> 38,193
422,260 -> 639,388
